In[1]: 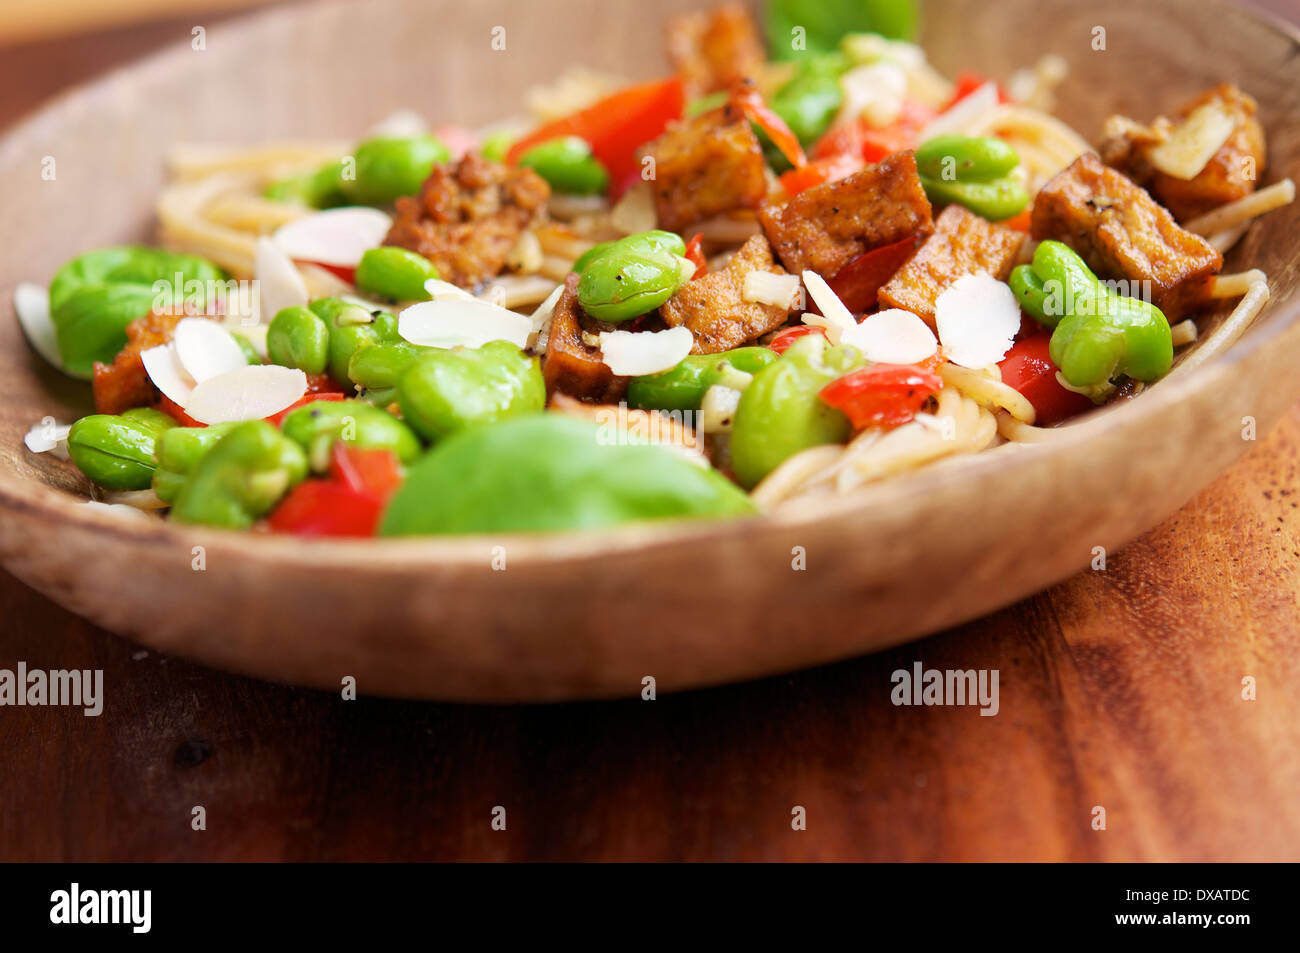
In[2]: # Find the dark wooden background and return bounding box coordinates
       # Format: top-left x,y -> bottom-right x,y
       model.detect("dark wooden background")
1,0 -> 1298,861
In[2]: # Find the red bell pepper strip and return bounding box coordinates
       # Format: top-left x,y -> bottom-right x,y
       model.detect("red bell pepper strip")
819,363 -> 944,429
813,101 -> 936,165
267,480 -> 380,537
298,261 -> 358,285
267,444 -> 401,537
826,237 -> 919,314
779,152 -> 862,197
265,390 -> 345,428
997,208 -> 1033,232
997,332 -> 1093,427
505,77 -> 685,193
684,233 -> 707,279
946,72 -> 1012,110
329,443 -> 403,500
155,394 -> 204,428
768,325 -> 826,355
729,80 -> 806,169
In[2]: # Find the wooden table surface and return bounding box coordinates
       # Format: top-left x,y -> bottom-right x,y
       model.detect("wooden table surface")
2,2 -> 1298,862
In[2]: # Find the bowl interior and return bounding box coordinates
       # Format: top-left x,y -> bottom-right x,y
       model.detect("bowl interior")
1,0 -> 1299,699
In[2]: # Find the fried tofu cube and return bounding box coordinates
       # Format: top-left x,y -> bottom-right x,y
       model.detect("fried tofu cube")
645,104 -> 769,233
1030,153 -> 1222,320
91,310 -> 187,414
759,151 -> 933,278
543,274 -> 628,403
878,205 -> 1025,326
1099,84 -> 1266,223
1150,84 -> 1266,222
661,235 -> 793,354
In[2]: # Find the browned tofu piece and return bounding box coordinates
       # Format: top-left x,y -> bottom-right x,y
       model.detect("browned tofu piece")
660,235 -> 792,354
877,205 -> 1025,326
1031,153 -> 1222,320
645,103 -> 768,233
384,153 -> 550,289
1097,84 -> 1266,222
1097,114 -> 1171,186
1152,84 -> 1266,222
542,274 -> 628,403
758,151 -> 934,278
92,310 -> 187,414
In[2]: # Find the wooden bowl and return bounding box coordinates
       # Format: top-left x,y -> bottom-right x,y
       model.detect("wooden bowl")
1,0 -> 1297,700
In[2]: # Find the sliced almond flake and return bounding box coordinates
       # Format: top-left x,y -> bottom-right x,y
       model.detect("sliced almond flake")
597,326 -> 694,377
919,81 -> 999,143
800,270 -> 856,344
14,283 -> 78,376
1148,102 -> 1236,181
398,298 -> 531,350
184,365 -> 308,424
840,308 -> 937,364
173,317 -> 248,383
24,419 -> 72,456
272,207 -> 392,268
838,62 -> 907,128
80,500 -> 154,521
423,278 -> 476,301
141,343 -> 196,407
255,236 -> 310,322
742,271 -> 800,309
528,283 -> 566,354
935,273 -> 1021,369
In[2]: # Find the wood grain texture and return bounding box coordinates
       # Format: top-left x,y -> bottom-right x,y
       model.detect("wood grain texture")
2,402 -> 1297,861
1,0 -> 1298,860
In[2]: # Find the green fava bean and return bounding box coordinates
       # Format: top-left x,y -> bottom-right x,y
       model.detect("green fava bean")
578,253 -> 688,322
572,229 -> 685,273
170,421 -> 308,529
151,422 -> 240,503
576,230 -> 693,323
263,160 -> 349,209
267,306 -> 331,374
344,135 -> 451,205
627,347 -> 779,412
517,136 -> 610,195
328,324 -> 382,387
916,134 -> 1020,181
379,414 -> 755,536
66,414 -> 165,490
347,341 -> 427,391
48,246 -> 226,377
916,135 -> 1029,221
281,399 -> 422,466
396,340 -> 545,442
730,334 -> 865,489
919,175 -> 1030,222
1010,241 -> 1172,389
480,130 -> 514,162
356,386 -> 398,408
309,297 -> 398,386
120,406 -> 178,435
354,247 -> 440,302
